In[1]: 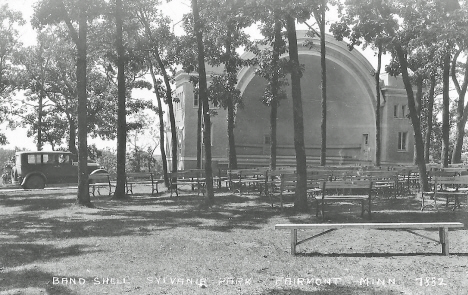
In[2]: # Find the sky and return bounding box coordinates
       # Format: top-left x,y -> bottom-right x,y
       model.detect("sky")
1,0 -> 388,151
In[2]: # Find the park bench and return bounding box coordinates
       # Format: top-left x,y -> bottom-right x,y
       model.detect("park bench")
227,168 -> 268,196
125,172 -> 162,195
275,222 -> 464,255
169,169 -> 205,197
421,174 -> 468,211
313,180 -> 373,220
359,170 -> 399,199
267,172 -> 328,210
88,172 -> 113,196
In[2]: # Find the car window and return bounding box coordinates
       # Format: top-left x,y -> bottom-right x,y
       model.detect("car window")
59,154 -> 70,164
27,154 -> 39,164
44,154 -> 57,164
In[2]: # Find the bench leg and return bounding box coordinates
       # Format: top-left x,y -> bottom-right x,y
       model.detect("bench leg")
315,200 -> 319,217
321,199 -> 325,221
368,196 -> 372,219
291,229 -> 297,255
439,227 -> 449,255
280,192 -> 283,212
361,200 -> 365,218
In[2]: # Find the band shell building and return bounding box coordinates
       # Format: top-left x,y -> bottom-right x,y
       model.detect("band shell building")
167,32 -> 414,170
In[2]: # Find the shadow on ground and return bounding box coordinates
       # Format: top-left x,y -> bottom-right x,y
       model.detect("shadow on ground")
0,268 -> 85,295
1,188 -> 467,243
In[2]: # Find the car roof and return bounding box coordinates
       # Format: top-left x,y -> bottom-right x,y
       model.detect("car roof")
16,151 -> 73,155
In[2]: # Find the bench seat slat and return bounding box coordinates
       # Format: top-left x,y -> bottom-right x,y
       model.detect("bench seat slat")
276,222 -> 464,256
275,222 -> 464,230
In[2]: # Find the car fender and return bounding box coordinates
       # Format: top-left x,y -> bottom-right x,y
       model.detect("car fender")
90,169 -> 108,175
21,172 -> 47,187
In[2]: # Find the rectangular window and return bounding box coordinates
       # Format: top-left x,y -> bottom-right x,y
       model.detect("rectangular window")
394,104 -> 399,118
194,94 -> 199,108
398,132 -> 408,151
401,105 -> 407,118
27,154 -> 39,164
363,134 -> 369,145
264,134 -> 271,145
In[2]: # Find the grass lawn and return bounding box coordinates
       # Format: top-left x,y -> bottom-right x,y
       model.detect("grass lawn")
1,185 -> 467,295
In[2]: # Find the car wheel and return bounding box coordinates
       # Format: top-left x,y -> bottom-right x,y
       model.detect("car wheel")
25,175 -> 45,189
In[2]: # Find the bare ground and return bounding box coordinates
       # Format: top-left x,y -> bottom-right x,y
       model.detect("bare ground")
1,185 -> 467,295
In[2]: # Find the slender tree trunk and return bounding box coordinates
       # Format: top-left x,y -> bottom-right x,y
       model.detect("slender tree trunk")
375,44 -> 382,166
197,97 -> 202,168
192,0 -> 214,205
113,0 -> 127,199
441,54 -> 451,167
227,99 -> 237,169
68,118 -> 78,155
225,24 -> 237,169
154,47 -> 177,177
318,1 -> 327,167
395,44 -> 428,191
138,12 -> 172,182
286,14 -> 308,212
149,63 -> 169,187
269,10 -> 282,171
76,1 -> 91,206
140,11 -> 178,177
414,76 -> 423,165
270,100 -> 278,170
37,93 -> 43,151
451,52 -> 468,163
424,74 -> 436,163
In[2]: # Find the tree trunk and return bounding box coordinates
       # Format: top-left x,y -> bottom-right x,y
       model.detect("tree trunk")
68,118 -> 78,155
154,46 -> 177,178
318,1 -> 327,167
269,10 -> 282,171
227,99 -> 237,169
375,44 -> 382,166
270,99 -> 278,170
441,54 -> 451,167
225,24 -> 237,170
197,97 -> 202,169
75,0 -> 91,206
451,52 -> 468,163
424,75 -> 436,163
414,76 -> 423,165
113,0 -> 127,199
192,0 -> 214,205
395,44 -> 428,191
149,63 -> 169,187
286,14 -> 308,212
37,93 -> 43,151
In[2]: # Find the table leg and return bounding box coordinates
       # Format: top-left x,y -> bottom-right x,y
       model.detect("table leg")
439,227 -> 449,255
291,229 -> 297,255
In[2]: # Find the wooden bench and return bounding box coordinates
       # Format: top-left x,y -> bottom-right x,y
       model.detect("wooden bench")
314,180 -> 373,220
421,175 -> 468,211
359,171 -> 398,199
275,222 -> 464,255
267,172 -> 328,210
89,173 -> 113,196
169,170 -> 205,197
125,172 -> 162,195
227,169 -> 268,196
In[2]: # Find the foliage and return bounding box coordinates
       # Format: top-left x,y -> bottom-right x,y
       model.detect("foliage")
0,4 -> 24,145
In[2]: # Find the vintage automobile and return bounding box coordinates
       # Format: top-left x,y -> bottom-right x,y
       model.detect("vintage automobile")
11,151 -> 106,189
